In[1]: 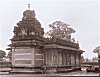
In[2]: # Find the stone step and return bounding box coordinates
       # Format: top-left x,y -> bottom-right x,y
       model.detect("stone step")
0,68 -> 11,72
56,68 -> 73,73
0,72 -> 9,74
10,70 -> 43,74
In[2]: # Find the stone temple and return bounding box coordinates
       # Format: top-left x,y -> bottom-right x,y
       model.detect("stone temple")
7,6 -> 84,73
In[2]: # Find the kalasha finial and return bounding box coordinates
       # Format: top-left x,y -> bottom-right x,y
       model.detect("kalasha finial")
28,3 -> 30,10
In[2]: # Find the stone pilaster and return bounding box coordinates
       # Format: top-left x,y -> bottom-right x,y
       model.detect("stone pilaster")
31,48 -> 35,66
71,53 -> 75,66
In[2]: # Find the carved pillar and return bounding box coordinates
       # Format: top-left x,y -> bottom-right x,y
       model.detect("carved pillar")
31,48 -> 35,66
45,51 -> 47,65
51,51 -> 53,66
59,52 -> 62,65
70,52 -> 75,66
12,47 -> 15,66
62,52 -> 66,65
66,51 -> 71,65
79,53 -> 81,67
76,52 -> 80,67
74,52 -> 76,67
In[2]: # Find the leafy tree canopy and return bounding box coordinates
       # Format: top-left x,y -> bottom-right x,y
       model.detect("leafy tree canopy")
0,50 -> 6,60
81,55 -> 85,62
7,51 -> 12,61
93,46 -> 100,53
46,21 -> 75,40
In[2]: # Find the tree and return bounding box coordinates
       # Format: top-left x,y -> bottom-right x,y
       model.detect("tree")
0,50 -> 6,61
81,55 -> 85,62
85,58 -> 90,62
7,51 -> 12,61
93,46 -> 100,54
92,57 -> 98,61
93,46 -> 100,61
93,46 -> 100,68
46,21 -> 75,40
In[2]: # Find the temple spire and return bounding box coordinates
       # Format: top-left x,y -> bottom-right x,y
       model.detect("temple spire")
28,3 -> 30,10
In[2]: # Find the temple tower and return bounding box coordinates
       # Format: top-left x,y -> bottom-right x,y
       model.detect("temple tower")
10,6 -> 44,67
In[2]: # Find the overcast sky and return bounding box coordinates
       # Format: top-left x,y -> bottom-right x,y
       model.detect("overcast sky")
0,0 -> 100,59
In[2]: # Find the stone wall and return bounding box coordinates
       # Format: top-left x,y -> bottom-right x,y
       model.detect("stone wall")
12,47 -> 34,67
44,48 -> 82,69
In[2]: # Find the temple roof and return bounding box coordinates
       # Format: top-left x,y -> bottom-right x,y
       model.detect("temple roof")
44,44 -> 84,52
44,37 -> 79,49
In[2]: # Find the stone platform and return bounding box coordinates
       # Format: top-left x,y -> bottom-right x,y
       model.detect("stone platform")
9,66 -> 81,74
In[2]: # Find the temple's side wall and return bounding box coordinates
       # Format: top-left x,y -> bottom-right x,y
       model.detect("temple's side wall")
44,49 -> 82,68
12,47 -> 35,67
12,46 -> 44,67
